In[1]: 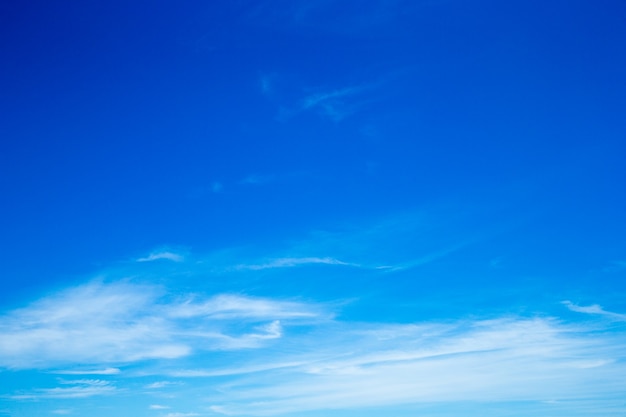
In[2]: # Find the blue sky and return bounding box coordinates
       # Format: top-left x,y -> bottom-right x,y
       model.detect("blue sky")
1,0 -> 625,416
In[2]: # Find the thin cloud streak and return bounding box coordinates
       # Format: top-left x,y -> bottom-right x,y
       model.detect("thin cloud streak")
281,209 -> 480,274
9,379 -> 115,400
53,368 -> 121,375
149,404 -> 170,410
167,294 -> 326,321
165,413 -> 199,417
199,209 -> 472,275
272,82 -> 374,122
145,381 -> 180,389
137,251 -> 185,263
167,360 -> 310,378
301,85 -> 363,108
376,242 -> 469,272
233,257 -> 357,271
299,85 -> 369,121
562,301 -> 626,321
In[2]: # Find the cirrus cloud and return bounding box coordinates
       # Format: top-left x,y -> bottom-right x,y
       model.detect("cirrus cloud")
0,281 -> 327,369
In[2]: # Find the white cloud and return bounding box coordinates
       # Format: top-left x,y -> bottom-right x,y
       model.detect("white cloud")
167,360 -> 309,378
251,320 -> 282,339
137,251 -> 184,262
0,282 -> 326,369
149,404 -> 170,410
206,318 -> 626,415
234,256 -> 355,271
165,413 -> 199,417
1,283 -> 626,415
0,281 -> 188,368
145,381 -> 181,389
2,243 -> 626,417
10,379 -> 115,400
562,301 -> 626,321
168,294 -> 326,321
54,367 -> 121,375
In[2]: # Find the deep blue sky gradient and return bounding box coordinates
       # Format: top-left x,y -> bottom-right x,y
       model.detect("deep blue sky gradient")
1,1 -> 625,416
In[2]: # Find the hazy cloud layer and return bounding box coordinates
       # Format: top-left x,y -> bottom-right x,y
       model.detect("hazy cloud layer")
205,317 -> 626,415
0,282 -> 326,369
1,277 -> 625,415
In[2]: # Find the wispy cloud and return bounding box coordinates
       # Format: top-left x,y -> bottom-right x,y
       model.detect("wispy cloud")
233,256 -> 357,271
165,413 -> 199,417
167,294 -> 326,321
301,86 -> 362,108
252,320 -> 282,339
0,282 -> 327,369
166,360 -> 310,378
9,379 -> 116,400
297,85 -> 370,121
137,251 -> 185,263
186,210 -> 467,275
1,277 -> 626,415
376,242 -> 469,272
272,209 -> 473,273
562,301 -> 626,321
145,381 -> 180,389
149,404 -> 170,410
205,317 -> 626,415
3,231 -> 626,416
263,72 -> 375,122
53,367 -> 121,375
0,282 -> 187,368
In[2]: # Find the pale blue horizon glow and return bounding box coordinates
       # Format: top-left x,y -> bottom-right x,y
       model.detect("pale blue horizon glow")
1,1 -> 625,416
